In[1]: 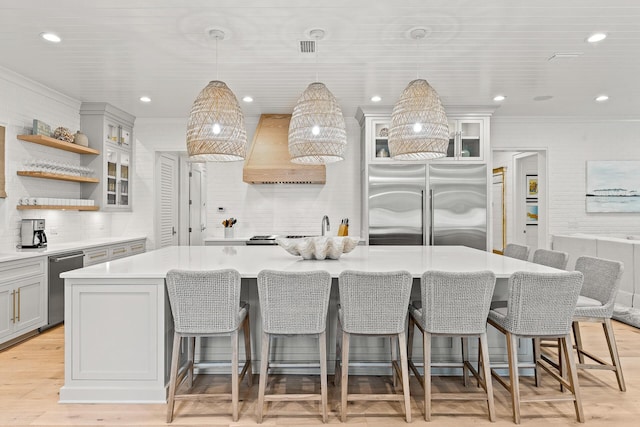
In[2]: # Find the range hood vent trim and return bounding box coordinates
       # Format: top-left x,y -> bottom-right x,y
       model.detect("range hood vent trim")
242,114 -> 326,184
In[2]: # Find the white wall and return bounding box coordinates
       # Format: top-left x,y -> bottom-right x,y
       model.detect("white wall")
133,116 -> 361,247
0,67 -> 115,252
491,117 -> 640,238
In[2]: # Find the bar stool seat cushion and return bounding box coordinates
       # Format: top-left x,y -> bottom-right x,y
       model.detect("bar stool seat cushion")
576,295 -> 603,308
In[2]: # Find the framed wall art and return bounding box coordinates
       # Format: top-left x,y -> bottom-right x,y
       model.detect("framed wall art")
586,161 -> 640,213
526,174 -> 538,199
526,200 -> 538,225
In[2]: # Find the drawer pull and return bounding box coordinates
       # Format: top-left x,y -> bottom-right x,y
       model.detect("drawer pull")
89,252 -> 107,260
131,244 -> 144,251
16,288 -> 20,322
11,290 -> 16,323
113,248 -> 126,255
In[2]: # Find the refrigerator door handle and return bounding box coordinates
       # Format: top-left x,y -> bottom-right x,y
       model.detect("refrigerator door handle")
421,190 -> 425,245
429,189 -> 434,245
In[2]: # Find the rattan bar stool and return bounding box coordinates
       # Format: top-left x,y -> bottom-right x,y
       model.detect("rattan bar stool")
407,270 -> 496,421
531,248 -> 569,386
334,270 -> 413,422
572,256 -> 626,391
504,243 -> 531,261
256,270 -> 332,423
165,269 -> 252,423
486,271 -> 585,424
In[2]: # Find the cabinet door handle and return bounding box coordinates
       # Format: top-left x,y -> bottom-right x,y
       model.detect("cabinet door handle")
11,290 -> 16,323
16,288 -> 21,322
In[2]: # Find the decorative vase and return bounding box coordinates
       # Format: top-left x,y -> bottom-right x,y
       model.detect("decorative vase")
74,130 -> 89,147
224,228 -> 234,238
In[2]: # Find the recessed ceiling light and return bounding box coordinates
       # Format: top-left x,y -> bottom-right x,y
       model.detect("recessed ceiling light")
371,95 -> 382,102
242,96 -> 253,103
40,32 -> 61,43
493,95 -> 506,102
139,96 -> 151,103
595,95 -> 609,102
587,33 -> 607,43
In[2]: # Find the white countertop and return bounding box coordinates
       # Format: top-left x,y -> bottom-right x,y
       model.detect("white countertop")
0,236 -> 147,263
61,245 -> 560,280
203,236 -> 250,243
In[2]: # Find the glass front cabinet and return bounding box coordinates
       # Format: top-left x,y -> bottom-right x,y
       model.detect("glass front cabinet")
357,106 -> 491,164
80,102 -> 135,211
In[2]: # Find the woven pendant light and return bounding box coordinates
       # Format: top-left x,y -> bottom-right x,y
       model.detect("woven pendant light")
288,29 -> 347,164
388,29 -> 448,160
389,79 -> 449,160
186,30 -> 246,162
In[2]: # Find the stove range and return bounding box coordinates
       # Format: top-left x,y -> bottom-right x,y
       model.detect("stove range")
246,235 -> 317,245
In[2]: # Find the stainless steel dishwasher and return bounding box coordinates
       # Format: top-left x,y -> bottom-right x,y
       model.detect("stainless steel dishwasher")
43,251 -> 85,330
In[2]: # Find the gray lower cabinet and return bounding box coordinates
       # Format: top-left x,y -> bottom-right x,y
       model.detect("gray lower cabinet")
84,239 -> 146,267
0,257 -> 47,349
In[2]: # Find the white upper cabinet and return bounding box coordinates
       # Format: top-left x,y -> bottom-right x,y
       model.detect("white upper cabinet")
80,102 -> 135,212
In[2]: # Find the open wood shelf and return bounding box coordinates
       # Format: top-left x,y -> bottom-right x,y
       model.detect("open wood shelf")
17,171 -> 99,183
16,205 -> 99,211
17,134 -> 100,155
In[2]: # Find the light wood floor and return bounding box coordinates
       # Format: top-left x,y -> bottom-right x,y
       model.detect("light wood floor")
0,322 -> 639,426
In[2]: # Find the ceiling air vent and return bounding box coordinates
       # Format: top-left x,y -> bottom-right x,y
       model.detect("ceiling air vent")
548,52 -> 583,61
299,40 -> 316,54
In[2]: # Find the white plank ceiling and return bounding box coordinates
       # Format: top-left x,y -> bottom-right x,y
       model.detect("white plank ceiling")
0,0 -> 639,119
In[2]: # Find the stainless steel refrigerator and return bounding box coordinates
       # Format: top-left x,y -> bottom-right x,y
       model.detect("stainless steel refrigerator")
368,163 -> 487,250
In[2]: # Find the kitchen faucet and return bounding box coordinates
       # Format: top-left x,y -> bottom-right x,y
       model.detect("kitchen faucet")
321,215 -> 330,236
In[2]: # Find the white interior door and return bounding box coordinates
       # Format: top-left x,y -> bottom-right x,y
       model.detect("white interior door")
189,164 -> 206,245
157,153 -> 179,247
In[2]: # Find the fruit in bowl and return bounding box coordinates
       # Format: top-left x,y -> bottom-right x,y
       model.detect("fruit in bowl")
275,236 -> 359,260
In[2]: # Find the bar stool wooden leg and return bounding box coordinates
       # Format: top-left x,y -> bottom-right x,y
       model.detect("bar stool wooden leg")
507,332 -> 522,424
398,331 -> 412,422
461,337 -> 470,387
573,321 -> 585,364
561,333 -> 585,422
533,338 -> 542,387
243,315 -> 253,386
334,321 -> 342,387
391,336 -> 398,388
604,318 -> 626,392
256,332 -> 270,424
231,330 -> 240,422
479,333 -> 496,421
319,331 -> 328,423
423,330 -> 432,421
340,331 -> 350,422
187,337 -> 195,388
166,333 -> 181,423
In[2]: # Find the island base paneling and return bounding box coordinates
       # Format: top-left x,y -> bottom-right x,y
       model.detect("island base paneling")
60,276 -> 532,403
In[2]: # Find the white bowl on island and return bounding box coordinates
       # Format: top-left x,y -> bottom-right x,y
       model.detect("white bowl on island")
275,235 -> 359,260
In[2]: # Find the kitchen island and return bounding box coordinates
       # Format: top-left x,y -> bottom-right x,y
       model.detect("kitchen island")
60,245 -> 559,403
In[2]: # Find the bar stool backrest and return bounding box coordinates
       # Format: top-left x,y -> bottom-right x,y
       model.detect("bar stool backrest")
501,271 -> 583,336
574,256 -> 624,317
504,243 -> 531,261
338,270 -> 412,334
532,248 -> 569,270
165,269 -> 241,334
420,270 -> 496,335
257,270 -> 332,334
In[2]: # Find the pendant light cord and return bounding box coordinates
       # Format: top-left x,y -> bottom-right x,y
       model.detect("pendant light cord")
315,37 -> 319,82
215,36 -> 219,81
415,35 -> 420,79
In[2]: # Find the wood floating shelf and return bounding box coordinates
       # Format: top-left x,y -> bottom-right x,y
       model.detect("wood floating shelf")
17,171 -> 99,183
16,205 -> 99,211
17,134 -> 100,155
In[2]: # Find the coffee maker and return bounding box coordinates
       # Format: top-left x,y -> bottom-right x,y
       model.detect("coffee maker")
20,219 -> 48,248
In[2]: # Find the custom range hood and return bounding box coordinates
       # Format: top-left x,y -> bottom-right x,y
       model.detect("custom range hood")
242,114 -> 326,184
